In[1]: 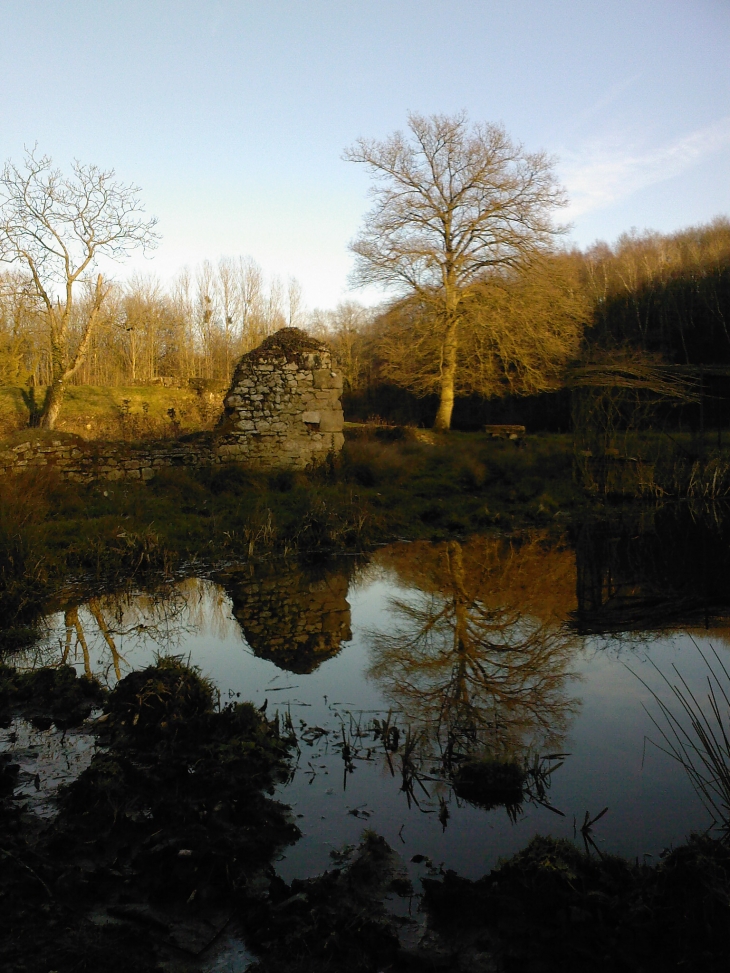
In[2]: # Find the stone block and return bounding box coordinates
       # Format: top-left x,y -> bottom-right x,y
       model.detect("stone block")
313,368 -> 344,390
301,411 -> 320,425
318,410 -> 344,433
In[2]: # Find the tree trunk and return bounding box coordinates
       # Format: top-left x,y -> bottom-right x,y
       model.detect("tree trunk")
37,275 -> 108,430
433,319 -> 458,430
39,379 -> 65,429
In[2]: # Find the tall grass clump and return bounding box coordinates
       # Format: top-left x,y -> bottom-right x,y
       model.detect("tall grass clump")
636,641 -> 730,838
0,469 -> 52,618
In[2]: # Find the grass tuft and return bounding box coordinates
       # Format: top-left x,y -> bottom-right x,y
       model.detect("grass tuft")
634,640 -> 730,837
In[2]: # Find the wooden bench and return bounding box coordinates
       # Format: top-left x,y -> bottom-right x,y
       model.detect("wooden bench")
484,424 -> 526,440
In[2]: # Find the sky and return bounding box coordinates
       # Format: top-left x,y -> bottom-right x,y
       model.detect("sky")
1,0 -> 729,310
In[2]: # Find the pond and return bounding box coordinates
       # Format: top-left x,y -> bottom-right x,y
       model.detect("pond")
10,505 -> 730,886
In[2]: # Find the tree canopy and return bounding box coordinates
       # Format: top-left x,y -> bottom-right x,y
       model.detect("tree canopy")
345,112 -> 569,428
0,147 -> 158,427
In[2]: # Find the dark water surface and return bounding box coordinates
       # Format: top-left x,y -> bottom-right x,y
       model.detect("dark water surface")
12,510 -> 730,884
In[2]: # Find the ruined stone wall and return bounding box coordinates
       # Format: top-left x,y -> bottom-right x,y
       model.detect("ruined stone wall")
0,329 -> 345,482
218,328 -> 344,471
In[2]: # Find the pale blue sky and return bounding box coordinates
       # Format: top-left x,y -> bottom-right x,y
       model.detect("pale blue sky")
1,0 -> 728,308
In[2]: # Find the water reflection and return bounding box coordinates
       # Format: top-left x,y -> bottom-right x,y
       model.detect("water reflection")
220,559 -> 352,673
22,562 -> 355,686
22,580 -> 235,685
574,505 -> 730,634
3,521 -> 725,875
367,537 -> 581,812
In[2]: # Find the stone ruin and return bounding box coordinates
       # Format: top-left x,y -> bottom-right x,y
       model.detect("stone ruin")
0,328 -> 345,481
217,327 -> 345,471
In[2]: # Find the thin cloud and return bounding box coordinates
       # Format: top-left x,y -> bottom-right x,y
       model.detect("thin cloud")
569,75 -> 641,131
561,116 -> 730,218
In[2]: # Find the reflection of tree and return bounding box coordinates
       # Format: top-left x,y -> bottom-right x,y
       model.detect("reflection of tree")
61,600 -> 127,680
573,507 -> 730,635
368,537 -> 580,782
19,580 -> 238,686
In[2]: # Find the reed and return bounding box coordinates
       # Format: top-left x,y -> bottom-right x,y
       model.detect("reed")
634,640 -> 730,837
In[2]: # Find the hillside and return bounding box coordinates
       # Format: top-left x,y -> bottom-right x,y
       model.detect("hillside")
0,383 -> 228,441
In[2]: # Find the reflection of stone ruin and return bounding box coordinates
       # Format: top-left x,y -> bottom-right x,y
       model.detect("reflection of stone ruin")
222,562 -> 352,673
218,328 -> 345,470
0,328 -> 345,480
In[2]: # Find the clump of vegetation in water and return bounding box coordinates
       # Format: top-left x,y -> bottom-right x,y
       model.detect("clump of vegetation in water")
422,833 -> 730,972
0,658 -> 299,972
0,661 -> 104,730
452,757 -> 526,810
244,831 -> 413,973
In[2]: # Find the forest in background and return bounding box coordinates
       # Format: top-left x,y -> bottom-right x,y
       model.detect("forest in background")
0,216 -> 729,431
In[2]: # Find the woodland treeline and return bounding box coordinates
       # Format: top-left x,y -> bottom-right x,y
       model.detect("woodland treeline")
1,217 -> 729,414
0,257 -> 308,388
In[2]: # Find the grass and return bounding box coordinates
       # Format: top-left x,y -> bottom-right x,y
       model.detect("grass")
0,382 -> 226,439
422,831 -> 730,971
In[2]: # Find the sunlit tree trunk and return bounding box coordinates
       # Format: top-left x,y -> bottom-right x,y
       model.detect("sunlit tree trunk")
434,317 -> 459,430
434,275 -> 459,431
39,276 -> 107,429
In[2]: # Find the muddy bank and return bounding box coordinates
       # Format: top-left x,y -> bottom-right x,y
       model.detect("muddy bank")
422,833 -> 730,973
0,659 -> 298,972
2,658 -> 730,973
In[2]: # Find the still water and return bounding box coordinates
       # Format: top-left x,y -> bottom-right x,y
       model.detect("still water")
15,513 -> 728,881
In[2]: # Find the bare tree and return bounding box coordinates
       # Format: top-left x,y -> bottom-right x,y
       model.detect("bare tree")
217,257 -> 240,380
0,147 -> 158,427
287,276 -> 304,329
374,252 -> 589,400
236,256 -> 265,351
196,260 -> 218,379
121,274 -> 169,383
266,274 -> 286,336
345,112 -> 567,429
171,267 -> 196,381
0,270 -> 43,386
308,300 -> 374,391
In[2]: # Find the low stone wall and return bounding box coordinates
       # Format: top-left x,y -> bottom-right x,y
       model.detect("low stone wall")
0,328 -> 346,482
0,434 -> 218,482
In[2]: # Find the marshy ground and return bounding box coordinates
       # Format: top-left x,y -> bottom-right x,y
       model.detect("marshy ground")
2,427 -> 730,971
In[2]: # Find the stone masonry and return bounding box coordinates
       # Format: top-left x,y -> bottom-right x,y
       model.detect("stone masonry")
217,327 -> 345,470
0,329 -> 346,482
